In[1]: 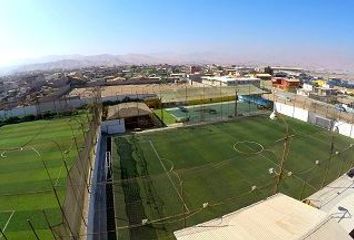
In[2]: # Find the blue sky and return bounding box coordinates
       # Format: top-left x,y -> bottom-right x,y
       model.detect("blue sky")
0,0 -> 354,66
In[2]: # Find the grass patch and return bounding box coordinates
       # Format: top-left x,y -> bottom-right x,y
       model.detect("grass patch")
153,109 -> 177,125
0,113 -> 89,239
112,115 -> 354,240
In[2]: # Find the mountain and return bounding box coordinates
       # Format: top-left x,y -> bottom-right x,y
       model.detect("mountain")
2,52 -> 354,75
2,54 -> 166,74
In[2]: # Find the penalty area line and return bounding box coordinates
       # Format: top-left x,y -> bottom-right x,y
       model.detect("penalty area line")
149,140 -> 190,213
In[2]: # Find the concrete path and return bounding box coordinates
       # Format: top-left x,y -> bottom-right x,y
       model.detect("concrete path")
87,135 -> 108,240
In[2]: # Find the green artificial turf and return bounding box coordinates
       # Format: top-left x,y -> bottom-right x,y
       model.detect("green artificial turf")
0,113 -> 89,239
112,115 -> 354,240
153,109 -> 177,125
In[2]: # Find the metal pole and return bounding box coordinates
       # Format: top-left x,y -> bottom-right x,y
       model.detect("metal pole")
0,228 -> 8,240
220,82 -> 222,120
248,84 -> 251,113
321,133 -> 335,188
136,92 -> 139,128
42,210 -> 59,240
27,219 -> 41,240
272,115 -> 290,195
234,90 -> 238,117
160,97 -> 164,124
41,158 -> 77,239
63,160 -> 88,227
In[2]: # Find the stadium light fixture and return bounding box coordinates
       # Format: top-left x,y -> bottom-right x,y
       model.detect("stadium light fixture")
338,206 -> 352,218
338,206 -> 348,212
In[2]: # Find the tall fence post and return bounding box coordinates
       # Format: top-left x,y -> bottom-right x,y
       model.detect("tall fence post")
0,228 -> 8,240
27,219 -> 41,240
42,210 -> 59,240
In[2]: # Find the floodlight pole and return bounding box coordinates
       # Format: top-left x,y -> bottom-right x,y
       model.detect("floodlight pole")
272,114 -> 290,195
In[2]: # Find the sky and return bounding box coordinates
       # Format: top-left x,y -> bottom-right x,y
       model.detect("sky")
0,0 -> 354,67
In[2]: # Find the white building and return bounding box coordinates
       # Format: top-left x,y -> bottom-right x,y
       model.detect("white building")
201,76 -> 261,87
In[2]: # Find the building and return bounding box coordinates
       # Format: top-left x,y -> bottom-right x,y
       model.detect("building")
272,67 -> 305,77
297,83 -> 337,98
102,102 -> 159,134
255,73 -> 272,80
201,76 -> 261,87
168,73 -> 188,83
190,65 -> 202,74
272,77 -> 300,92
174,193 -> 350,240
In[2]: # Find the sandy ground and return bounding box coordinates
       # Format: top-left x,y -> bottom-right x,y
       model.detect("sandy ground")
69,84 -> 193,98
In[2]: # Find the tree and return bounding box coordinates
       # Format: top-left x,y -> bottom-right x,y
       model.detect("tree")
264,66 -> 273,75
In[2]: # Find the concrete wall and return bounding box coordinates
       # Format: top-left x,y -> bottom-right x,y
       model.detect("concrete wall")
275,101 -> 354,139
0,93 -> 156,120
101,119 -> 126,134
274,102 -> 309,122
0,98 -> 88,119
333,120 -> 354,138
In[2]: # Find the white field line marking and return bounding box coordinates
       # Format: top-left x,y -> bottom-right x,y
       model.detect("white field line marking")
149,140 -> 190,213
29,146 -> 62,185
0,210 -> 15,238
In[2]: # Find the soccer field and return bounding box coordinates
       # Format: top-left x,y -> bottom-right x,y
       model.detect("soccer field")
0,113 -> 89,239
154,101 -> 265,125
112,115 -> 354,240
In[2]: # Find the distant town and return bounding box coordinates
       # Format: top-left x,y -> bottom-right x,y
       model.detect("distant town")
1,63 -> 354,113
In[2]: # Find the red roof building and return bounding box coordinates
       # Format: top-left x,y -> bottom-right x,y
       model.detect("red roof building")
272,77 -> 300,91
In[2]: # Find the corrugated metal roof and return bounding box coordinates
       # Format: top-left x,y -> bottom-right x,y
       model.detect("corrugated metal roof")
174,193 -> 350,240
106,102 -> 151,120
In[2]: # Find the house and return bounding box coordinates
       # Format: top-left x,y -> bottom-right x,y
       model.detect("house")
298,83 -> 337,97
201,76 -> 261,87
255,73 -> 272,81
272,77 -> 300,92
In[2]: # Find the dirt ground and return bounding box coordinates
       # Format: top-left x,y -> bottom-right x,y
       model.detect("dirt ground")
68,83 -> 194,98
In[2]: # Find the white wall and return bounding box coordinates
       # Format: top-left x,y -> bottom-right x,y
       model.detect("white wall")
274,102 -> 309,122
333,121 -> 354,138
0,93 -> 156,120
275,101 -> 354,139
101,119 -> 126,134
